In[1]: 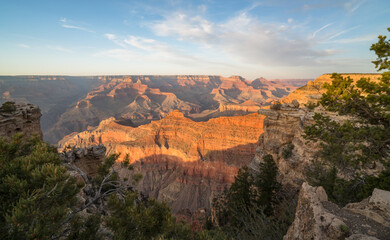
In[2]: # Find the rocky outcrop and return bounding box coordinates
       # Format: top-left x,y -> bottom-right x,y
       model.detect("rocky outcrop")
59,111 -> 265,212
250,103 -> 319,186
0,102 -> 43,140
60,145 -> 106,177
284,183 -> 390,240
282,74 -> 381,105
0,75 -> 106,143
250,99 -> 384,185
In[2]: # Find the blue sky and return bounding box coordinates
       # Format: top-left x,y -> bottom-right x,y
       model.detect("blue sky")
0,0 -> 389,79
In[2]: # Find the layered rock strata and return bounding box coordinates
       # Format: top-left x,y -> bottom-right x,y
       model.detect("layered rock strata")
250,102 -> 319,186
48,75 -> 307,143
59,111 -> 265,212
284,182 -> 390,240
0,102 -> 43,140
282,74 -> 381,105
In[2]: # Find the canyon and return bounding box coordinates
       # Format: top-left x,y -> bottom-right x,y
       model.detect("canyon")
2,72 -> 389,238
0,75 -> 310,143
59,110 -> 265,212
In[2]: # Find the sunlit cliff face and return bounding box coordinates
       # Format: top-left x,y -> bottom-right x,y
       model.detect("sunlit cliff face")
59,111 -> 265,212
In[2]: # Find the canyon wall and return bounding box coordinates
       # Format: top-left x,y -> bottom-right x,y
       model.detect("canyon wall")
47,75 -> 308,143
250,103 -> 319,186
0,102 -> 43,140
59,111 -> 265,212
282,74 -> 381,104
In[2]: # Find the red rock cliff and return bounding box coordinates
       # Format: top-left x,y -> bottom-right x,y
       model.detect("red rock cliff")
59,111 -> 265,212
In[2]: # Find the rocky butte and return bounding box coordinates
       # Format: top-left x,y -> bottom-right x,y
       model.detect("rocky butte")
59,110 -> 265,212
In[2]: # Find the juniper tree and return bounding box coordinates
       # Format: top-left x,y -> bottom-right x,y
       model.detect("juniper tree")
304,27 -> 390,205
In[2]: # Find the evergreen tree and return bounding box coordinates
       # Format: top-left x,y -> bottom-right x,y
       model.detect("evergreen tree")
304,27 -> 390,206
0,134 -> 81,239
255,154 -> 280,216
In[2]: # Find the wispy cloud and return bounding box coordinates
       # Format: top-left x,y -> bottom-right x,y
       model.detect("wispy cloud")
59,18 -> 94,33
326,34 -> 376,44
327,26 -> 360,40
17,44 -> 30,49
312,23 -> 333,38
105,33 -> 116,40
344,0 -> 366,13
101,33 -> 234,68
47,45 -> 72,53
149,12 -> 329,66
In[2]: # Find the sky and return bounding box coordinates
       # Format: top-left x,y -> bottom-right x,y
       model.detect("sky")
0,0 -> 389,80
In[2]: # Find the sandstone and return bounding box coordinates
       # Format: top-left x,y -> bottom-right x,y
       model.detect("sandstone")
47,75 -> 306,143
284,183 -> 390,240
60,144 -> 106,177
345,188 -> 390,229
251,107 -> 318,186
0,102 -> 43,140
282,74 -> 381,105
59,111 -> 265,212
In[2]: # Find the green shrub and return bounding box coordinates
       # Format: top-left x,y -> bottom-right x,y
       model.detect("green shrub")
282,143 -> 294,159
304,101 -> 318,111
0,101 -> 16,113
270,101 -> 282,110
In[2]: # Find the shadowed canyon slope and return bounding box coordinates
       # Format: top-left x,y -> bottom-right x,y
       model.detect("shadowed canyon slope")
59,111 -> 265,212
47,75 -> 309,143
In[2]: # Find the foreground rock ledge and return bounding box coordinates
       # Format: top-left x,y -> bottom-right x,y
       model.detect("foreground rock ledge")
284,182 -> 390,240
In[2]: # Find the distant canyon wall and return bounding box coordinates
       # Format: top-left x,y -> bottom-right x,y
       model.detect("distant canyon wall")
0,75 -> 308,144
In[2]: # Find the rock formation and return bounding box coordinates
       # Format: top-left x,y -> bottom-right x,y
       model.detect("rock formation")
60,144 -> 106,177
250,102 -> 319,186
45,75 -> 308,143
0,75 -> 106,143
284,182 -> 390,240
282,74 -> 381,105
59,111 -> 265,212
0,102 -> 43,140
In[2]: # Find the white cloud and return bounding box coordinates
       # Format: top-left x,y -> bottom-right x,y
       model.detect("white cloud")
344,0 -> 366,13
326,34 -> 376,44
327,26 -> 360,40
105,33 -> 116,40
17,44 -> 30,49
312,23 -> 333,38
100,33 -> 234,69
150,12 -> 329,66
61,24 -> 94,33
47,45 -> 73,53
59,18 -> 94,33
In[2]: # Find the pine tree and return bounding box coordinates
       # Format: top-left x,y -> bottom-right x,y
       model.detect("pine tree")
255,154 -> 280,216
0,134 -> 81,239
304,27 -> 390,205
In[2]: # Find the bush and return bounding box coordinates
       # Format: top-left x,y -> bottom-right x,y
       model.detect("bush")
282,143 -> 294,159
0,134 -> 81,239
304,101 -> 318,111
270,101 -> 282,110
0,101 -> 16,113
